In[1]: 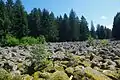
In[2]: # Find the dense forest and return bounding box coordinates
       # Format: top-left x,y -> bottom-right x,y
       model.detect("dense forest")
0,0 -> 120,44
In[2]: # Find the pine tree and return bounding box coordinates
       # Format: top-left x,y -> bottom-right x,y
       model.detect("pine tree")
79,16 -> 89,41
90,21 -> 96,38
13,0 -> 29,38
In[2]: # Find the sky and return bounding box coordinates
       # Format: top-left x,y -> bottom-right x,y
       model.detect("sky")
21,0 -> 120,29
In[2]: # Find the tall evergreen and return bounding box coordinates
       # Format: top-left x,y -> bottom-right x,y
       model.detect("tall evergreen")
49,12 -> 59,41
59,14 -> 70,41
112,12 -> 120,40
0,0 -> 6,43
69,9 -> 78,41
56,15 -> 63,41
106,28 -> 112,39
90,21 -> 96,38
28,8 -> 41,37
96,25 -> 106,39
96,24 -> 101,39
13,0 -> 29,38
6,0 -> 14,34
79,16 -> 89,41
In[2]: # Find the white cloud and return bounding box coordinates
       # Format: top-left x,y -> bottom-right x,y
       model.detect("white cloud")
100,16 -> 107,20
106,24 -> 113,29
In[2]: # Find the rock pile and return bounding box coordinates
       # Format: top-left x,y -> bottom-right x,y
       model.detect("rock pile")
45,41 -> 120,80
1,40 -> 120,80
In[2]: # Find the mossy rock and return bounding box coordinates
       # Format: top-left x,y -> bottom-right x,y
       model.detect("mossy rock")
12,75 -> 23,80
23,75 -> 33,80
33,71 -> 50,80
39,72 -> 50,79
54,64 -> 64,71
50,71 -> 69,80
69,55 -> 82,67
85,67 -> 112,80
42,61 -> 55,73
103,70 -> 119,79
73,66 -> 85,80
33,71 -> 41,80
0,68 -> 12,80
65,67 -> 74,75
60,61 -> 69,65
82,60 -> 91,67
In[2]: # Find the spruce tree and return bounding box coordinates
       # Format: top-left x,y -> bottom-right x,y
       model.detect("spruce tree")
28,8 -> 41,37
0,0 -> 6,44
6,0 -> 14,34
49,12 -> 59,41
79,16 -> 89,41
56,15 -> 63,41
112,12 -> 120,40
69,9 -> 78,41
90,21 -> 96,38
13,0 -> 29,38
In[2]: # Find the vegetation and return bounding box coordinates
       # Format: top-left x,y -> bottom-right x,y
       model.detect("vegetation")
112,12 -> 120,40
0,68 -> 12,80
0,0 -> 113,46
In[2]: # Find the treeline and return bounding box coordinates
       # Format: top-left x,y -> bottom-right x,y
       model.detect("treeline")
0,0 -> 112,43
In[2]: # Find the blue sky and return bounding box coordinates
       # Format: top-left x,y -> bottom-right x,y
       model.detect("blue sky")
21,0 -> 120,29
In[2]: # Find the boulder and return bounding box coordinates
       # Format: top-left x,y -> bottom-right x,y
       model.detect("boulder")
50,71 -> 70,80
85,67 -> 112,80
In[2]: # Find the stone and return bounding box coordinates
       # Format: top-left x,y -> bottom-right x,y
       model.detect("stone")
65,67 -> 74,74
103,70 -> 119,79
85,67 -> 112,80
50,71 -> 69,80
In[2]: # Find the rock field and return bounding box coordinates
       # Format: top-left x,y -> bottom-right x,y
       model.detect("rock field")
0,40 -> 120,80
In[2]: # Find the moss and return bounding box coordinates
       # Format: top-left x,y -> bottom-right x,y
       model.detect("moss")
12,75 -> 23,80
103,70 -> 119,79
33,71 -> 50,80
65,67 -> 74,75
82,60 -> 91,67
69,55 -> 82,67
33,71 -> 41,80
42,61 -> 55,73
73,66 -> 85,80
23,75 -> 33,80
0,68 -> 12,80
39,72 -> 50,79
60,61 -> 69,65
85,67 -> 112,80
50,71 -> 69,80
54,64 -> 64,71
17,63 -> 23,69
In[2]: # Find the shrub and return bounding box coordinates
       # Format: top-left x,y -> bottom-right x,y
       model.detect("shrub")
20,37 -> 39,46
87,35 -> 94,46
100,39 -> 109,46
32,44 -> 52,71
20,36 -> 46,46
37,35 -> 46,44
6,35 -> 19,46
0,68 -> 12,80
